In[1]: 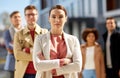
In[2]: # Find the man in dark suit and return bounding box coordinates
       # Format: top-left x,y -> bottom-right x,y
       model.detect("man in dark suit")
103,17 -> 120,78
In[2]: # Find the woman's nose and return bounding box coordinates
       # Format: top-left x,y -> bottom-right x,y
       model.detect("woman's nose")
55,18 -> 60,22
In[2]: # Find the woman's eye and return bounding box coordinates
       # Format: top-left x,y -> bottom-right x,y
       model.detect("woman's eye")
59,15 -> 63,18
51,15 -> 56,18
52,16 -> 55,18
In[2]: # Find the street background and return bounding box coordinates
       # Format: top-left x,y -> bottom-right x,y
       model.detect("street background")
0,46 -> 7,78
0,0 -> 30,78
0,0 -> 120,78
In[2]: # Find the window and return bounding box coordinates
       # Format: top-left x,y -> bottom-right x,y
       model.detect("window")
41,0 -> 47,9
107,0 -> 120,11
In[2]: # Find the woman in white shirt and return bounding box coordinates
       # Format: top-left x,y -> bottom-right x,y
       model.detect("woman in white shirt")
79,28 -> 106,78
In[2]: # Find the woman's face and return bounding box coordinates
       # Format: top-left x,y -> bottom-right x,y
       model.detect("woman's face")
49,9 -> 67,30
86,33 -> 95,43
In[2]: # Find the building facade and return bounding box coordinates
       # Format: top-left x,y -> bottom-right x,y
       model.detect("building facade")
30,0 -> 120,44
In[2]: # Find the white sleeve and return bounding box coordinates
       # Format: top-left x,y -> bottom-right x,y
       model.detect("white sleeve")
33,35 -> 60,72
56,37 -> 82,75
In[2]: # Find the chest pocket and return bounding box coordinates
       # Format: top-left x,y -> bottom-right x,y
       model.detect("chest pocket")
18,36 -> 25,48
18,35 -> 32,49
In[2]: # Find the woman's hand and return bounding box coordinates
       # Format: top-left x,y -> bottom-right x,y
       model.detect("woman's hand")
51,69 -> 57,75
23,47 -> 30,54
63,58 -> 72,64
37,52 -> 45,60
60,58 -> 72,66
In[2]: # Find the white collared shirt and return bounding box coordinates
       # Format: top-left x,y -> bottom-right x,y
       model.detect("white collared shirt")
106,33 -> 112,68
14,26 -> 23,32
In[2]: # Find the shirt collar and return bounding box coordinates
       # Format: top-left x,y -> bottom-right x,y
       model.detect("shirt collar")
23,23 -> 41,35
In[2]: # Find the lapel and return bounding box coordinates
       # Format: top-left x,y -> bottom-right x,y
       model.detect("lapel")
43,32 -> 73,59
25,34 -> 33,46
103,32 -> 108,43
42,32 -> 50,60
34,24 -> 42,41
63,33 -> 72,58
81,44 -> 87,57
103,30 -> 116,43
23,26 -> 37,46
23,24 -> 41,46
9,25 -> 23,40
9,26 -> 15,40
23,26 -> 33,46
94,45 -> 97,60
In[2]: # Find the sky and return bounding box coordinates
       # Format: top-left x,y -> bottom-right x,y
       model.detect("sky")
0,0 -> 30,29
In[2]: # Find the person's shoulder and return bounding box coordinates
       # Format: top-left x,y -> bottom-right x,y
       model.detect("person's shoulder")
41,28 -> 48,34
4,29 -> 10,35
64,33 -> 79,44
80,44 -> 86,48
4,29 -> 9,33
95,42 -> 102,48
15,28 -> 24,36
113,28 -> 120,36
65,33 -> 77,39
36,24 -> 48,34
37,32 -> 48,39
102,31 -> 107,36
116,27 -> 120,32
18,28 -> 24,33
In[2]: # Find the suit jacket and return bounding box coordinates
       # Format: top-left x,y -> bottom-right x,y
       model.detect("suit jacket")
4,26 -> 14,51
103,30 -> 120,72
33,31 -> 82,78
3,25 -> 15,71
79,43 -> 106,78
14,24 -> 48,78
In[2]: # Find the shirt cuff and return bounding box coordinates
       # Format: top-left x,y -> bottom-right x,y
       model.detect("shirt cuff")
60,59 -> 64,67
